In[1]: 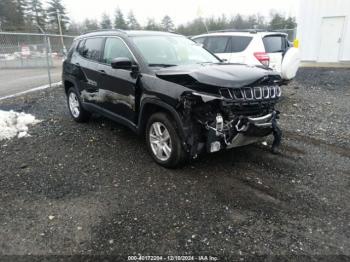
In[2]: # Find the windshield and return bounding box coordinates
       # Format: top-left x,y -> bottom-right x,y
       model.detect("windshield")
131,35 -> 220,67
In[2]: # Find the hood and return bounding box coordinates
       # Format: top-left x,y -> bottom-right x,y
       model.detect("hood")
155,63 -> 280,89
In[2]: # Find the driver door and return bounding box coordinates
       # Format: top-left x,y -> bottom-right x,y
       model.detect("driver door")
98,37 -> 138,124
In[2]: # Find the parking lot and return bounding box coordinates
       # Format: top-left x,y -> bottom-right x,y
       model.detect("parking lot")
0,66 -> 62,98
0,68 -> 349,259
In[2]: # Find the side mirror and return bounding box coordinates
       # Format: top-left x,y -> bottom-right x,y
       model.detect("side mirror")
111,57 -> 137,71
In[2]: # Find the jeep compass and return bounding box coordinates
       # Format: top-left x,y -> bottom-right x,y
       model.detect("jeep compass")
63,30 -> 284,168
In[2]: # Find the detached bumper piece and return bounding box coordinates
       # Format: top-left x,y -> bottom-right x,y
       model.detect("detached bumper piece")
205,111 -> 282,153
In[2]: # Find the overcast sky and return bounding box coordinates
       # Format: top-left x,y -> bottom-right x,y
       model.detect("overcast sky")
63,0 -> 297,25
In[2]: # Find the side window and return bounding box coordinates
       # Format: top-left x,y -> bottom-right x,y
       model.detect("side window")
67,40 -> 77,59
80,38 -> 104,61
204,36 -> 230,53
263,36 -> 285,53
77,40 -> 85,56
103,38 -> 134,64
192,37 -> 206,45
230,36 -> 253,53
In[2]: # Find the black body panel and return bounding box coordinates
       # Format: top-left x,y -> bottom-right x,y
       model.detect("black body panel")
62,30 -> 284,156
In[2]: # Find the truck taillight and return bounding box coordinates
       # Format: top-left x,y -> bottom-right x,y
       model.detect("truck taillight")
254,52 -> 270,67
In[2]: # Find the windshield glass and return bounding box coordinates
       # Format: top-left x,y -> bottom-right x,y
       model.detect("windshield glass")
131,35 -> 220,66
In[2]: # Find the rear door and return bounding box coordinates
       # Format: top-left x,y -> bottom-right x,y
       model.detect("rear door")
76,37 -> 104,95
262,34 -> 288,73
203,36 -> 232,61
98,37 -> 138,123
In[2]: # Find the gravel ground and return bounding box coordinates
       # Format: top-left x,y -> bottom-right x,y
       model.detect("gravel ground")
0,68 -> 349,261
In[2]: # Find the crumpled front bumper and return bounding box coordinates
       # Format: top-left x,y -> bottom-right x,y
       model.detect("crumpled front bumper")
206,111 -> 282,152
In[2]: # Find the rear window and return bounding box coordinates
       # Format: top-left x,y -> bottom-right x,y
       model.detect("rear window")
230,36 -> 252,52
205,36 -> 230,53
263,35 -> 286,53
80,37 -> 104,61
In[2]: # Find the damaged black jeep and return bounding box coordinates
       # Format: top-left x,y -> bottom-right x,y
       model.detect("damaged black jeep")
63,30 -> 284,168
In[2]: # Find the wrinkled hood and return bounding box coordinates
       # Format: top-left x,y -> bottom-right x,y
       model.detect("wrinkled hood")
155,63 -> 280,88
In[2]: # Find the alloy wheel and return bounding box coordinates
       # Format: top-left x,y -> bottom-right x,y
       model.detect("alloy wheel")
68,92 -> 80,118
149,122 -> 172,161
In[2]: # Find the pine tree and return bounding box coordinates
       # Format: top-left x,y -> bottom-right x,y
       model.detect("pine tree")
0,0 -> 25,31
145,18 -> 161,31
27,0 -> 46,29
46,0 -> 69,33
161,15 -> 174,31
14,0 -> 27,28
284,16 -> 297,29
114,8 -> 127,30
127,11 -> 140,30
255,14 -> 267,29
230,14 -> 246,29
81,19 -> 99,32
100,13 -> 112,29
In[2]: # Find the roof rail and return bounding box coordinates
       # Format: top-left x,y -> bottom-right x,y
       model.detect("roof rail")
211,29 -> 264,33
82,29 -> 126,35
209,29 -> 288,34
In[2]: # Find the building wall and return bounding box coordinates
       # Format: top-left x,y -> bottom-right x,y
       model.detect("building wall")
296,0 -> 350,61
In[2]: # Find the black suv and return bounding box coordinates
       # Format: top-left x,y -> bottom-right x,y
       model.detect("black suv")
63,30 -> 283,168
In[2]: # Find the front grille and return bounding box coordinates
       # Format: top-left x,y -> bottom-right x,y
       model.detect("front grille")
219,86 -> 281,101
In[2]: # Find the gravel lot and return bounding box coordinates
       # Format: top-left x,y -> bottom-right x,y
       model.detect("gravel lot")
0,68 -> 349,260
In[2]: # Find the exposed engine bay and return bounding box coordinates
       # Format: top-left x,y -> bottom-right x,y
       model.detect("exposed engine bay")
177,82 -> 282,157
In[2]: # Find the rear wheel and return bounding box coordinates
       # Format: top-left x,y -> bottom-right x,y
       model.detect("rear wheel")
146,112 -> 186,168
67,87 -> 90,122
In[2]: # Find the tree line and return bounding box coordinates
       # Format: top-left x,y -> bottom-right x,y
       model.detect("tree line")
69,10 -> 296,36
0,0 -> 69,33
0,0 -> 296,35
69,9 -> 177,34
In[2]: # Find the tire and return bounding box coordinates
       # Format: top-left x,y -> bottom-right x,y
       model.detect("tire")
67,87 -> 91,122
146,112 -> 186,168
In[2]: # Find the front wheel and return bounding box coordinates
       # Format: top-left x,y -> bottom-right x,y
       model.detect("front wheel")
67,87 -> 91,122
146,112 -> 186,168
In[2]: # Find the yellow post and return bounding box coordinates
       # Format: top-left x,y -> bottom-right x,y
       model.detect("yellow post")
293,39 -> 299,48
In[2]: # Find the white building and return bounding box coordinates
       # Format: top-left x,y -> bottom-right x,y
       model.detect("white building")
296,0 -> 350,62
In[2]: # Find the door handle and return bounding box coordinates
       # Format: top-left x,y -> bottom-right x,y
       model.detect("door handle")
99,70 -> 107,75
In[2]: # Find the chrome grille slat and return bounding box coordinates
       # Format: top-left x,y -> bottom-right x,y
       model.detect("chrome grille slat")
263,86 -> 269,99
243,88 -> 253,100
276,86 -> 281,97
254,87 -> 262,99
219,86 -> 281,101
233,89 -> 244,100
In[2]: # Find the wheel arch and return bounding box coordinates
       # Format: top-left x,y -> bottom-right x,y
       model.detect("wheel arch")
63,79 -> 78,95
138,99 -> 186,142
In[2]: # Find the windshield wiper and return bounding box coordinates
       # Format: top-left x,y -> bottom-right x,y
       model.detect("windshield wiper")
149,63 -> 177,68
197,62 -> 215,65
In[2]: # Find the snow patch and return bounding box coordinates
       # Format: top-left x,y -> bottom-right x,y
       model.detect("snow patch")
0,110 -> 41,141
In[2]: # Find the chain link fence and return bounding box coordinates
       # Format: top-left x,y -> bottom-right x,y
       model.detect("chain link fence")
0,32 -> 76,99
0,32 -> 75,69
